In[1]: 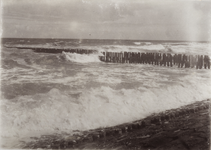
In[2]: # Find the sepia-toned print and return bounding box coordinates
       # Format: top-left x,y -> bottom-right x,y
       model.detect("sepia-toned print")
1,0 -> 210,149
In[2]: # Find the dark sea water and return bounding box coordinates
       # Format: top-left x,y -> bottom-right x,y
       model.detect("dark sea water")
1,38 -> 211,148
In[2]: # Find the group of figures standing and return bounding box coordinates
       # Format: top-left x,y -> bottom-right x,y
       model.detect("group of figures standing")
100,52 -> 211,69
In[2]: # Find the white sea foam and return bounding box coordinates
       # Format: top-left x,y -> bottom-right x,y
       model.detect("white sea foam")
1,74 -> 211,148
134,42 -> 152,45
1,41 -> 211,148
62,51 -> 101,63
134,42 -> 141,45
138,44 -> 165,50
97,44 -> 165,52
95,42 -> 211,56
169,42 -> 211,55
81,42 -> 210,55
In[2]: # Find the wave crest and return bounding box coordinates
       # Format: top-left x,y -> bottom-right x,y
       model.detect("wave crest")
61,51 -> 101,63
1,82 -> 211,142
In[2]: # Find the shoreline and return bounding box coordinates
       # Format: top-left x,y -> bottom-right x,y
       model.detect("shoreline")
21,99 -> 210,149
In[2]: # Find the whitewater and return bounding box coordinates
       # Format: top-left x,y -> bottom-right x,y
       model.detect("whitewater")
1,39 -> 211,148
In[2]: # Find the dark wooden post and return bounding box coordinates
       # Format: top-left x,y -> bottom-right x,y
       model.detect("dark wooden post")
189,55 -> 194,68
204,55 -> 210,69
138,52 -> 141,64
187,55 -> 190,68
155,53 -> 158,65
126,52 -> 129,63
178,54 -> 182,68
110,52 -> 113,62
123,52 -> 126,63
183,54 -> 187,68
131,52 -> 134,63
118,52 -> 120,63
169,54 -> 173,67
105,52 -> 108,62
102,52 -> 105,62
158,53 -> 162,66
128,52 -> 130,63
174,54 -> 178,66
140,53 -> 144,64
196,55 -> 199,69
181,54 -> 185,68
106,52 -> 109,62
115,52 -> 118,63
110,52 -> 112,62
120,52 -> 123,63
207,55 -> 210,69
163,53 -> 166,66
166,53 -> 170,67
146,53 -> 148,64
149,53 -> 151,64
200,55 -> 203,69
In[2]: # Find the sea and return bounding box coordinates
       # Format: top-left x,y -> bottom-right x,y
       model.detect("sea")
1,38 -> 211,148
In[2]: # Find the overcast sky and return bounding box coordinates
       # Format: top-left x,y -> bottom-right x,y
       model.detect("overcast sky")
1,0 -> 211,41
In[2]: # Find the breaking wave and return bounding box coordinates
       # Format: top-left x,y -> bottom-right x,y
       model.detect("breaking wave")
1,80 -> 211,142
133,42 -> 152,45
61,51 -> 101,63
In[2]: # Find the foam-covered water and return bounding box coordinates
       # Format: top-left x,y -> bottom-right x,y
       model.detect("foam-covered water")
1,39 -> 211,148
62,52 -> 102,63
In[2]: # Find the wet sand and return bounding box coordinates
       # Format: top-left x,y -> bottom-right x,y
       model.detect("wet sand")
23,99 -> 210,150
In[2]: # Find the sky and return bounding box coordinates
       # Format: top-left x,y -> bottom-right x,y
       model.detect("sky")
1,0 -> 211,41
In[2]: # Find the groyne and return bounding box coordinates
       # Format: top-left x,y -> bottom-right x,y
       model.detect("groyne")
99,52 -> 210,69
32,47 -> 97,54
10,46 -> 211,69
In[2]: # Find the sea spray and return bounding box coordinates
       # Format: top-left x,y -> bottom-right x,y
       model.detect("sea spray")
62,51 -> 101,63
1,80 -> 211,140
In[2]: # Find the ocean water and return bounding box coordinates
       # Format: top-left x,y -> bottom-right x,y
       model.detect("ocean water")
1,38 -> 211,148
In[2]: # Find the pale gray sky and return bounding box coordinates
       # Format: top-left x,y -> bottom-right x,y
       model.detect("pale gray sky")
1,0 -> 211,41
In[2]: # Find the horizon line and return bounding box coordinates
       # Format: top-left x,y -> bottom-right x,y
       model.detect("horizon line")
1,37 -> 210,43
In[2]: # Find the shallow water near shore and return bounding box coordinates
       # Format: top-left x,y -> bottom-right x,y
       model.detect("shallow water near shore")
1,38 -> 211,148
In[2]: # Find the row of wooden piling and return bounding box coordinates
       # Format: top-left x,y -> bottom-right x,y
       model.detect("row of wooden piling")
26,47 -> 211,69
31,48 -> 98,54
60,100 -> 209,149
99,52 -> 211,69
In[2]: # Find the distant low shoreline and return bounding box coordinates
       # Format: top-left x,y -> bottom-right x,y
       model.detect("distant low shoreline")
1,37 -> 210,43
